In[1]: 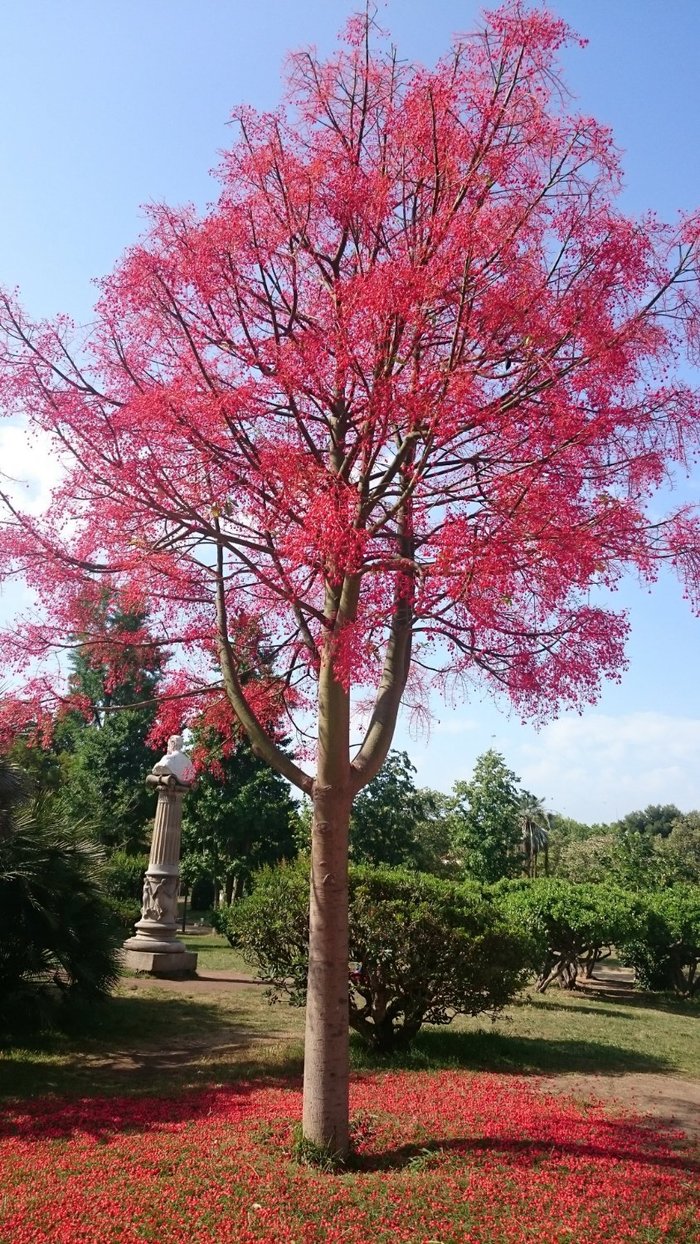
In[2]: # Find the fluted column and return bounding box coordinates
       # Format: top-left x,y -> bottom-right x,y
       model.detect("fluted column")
124,773 -> 189,954
122,761 -> 197,974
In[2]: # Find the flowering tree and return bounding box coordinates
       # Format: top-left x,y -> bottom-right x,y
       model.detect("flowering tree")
1,4 -> 699,1153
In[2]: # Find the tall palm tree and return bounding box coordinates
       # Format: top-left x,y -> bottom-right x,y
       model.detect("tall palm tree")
519,792 -> 550,879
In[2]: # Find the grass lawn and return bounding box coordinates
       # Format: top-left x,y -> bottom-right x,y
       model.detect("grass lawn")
181,928 -> 256,975
1,936 -> 698,1242
2,933 -> 698,1101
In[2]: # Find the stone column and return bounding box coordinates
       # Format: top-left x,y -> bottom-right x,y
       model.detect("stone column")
122,771 -> 198,976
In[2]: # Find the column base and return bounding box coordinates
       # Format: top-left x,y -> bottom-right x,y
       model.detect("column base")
124,929 -> 188,954
122,948 -> 198,977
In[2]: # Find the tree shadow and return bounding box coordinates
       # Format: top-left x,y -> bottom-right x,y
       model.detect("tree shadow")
0,992 -> 304,1102
0,1067 -> 302,1144
521,983 -> 700,1017
351,1028 -> 674,1076
520,997 -> 639,1021
352,1124 -> 699,1176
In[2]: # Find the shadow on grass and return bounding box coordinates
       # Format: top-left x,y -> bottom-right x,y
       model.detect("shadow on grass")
519,997 -> 640,1021
0,1072 -> 302,1144
352,1126 -> 699,1176
0,992 -> 304,1101
524,988 -> 700,1018
350,1027 -> 674,1077
582,989 -> 700,1016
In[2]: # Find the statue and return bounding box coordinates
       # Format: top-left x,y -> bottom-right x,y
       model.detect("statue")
141,874 -> 179,923
153,734 -> 195,785
122,733 -> 198,973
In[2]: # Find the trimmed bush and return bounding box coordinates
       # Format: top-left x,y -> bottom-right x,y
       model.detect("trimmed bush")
212,858 -> 308,1002
495,879 -> 636,991
619,886 -> 700,996
215,858 -> 535,1051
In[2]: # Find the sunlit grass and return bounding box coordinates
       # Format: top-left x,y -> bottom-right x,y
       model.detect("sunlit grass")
2,941 -> 697,1103
180,929 -> 255,975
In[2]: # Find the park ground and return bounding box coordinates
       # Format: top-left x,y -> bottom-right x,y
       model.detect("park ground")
1,931 -> 698,1242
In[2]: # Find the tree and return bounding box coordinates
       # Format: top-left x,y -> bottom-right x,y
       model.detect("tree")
1,6 -> 699,1154
497,878 -> 635,991
615,805 -> 683,841
350,749 -> 439,870
183,734 -> 300,904
518,791 -> 550,878
546,813 -> 597,876
556,832 -> 617,884
217,857 -> 534,1051
450,750 -> 523,882
57,594 -> 164,853
655,813 -> 700,887
619,886 -> 700,997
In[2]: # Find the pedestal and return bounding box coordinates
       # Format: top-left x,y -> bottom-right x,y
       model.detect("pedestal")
121,948 -> 198,976
123,772 -> 198,977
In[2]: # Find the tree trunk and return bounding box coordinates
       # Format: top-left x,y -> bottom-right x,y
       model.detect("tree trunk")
302,645 -> 352,1158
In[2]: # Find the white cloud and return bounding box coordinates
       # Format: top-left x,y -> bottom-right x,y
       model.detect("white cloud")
0,422 -> 64,627
0,422 -> 62,515
517,712 -> 700,823
394,703 -> 700,824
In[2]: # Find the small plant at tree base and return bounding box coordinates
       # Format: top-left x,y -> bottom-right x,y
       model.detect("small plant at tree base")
291,1123 -> 348,1172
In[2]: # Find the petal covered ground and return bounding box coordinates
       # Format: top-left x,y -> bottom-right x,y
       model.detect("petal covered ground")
0,1072 -> 697,1243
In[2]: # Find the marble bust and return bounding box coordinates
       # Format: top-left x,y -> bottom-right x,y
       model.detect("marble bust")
153,734 -> 195,784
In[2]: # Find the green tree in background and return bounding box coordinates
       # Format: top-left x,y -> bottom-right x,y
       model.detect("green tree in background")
518,791 -> 550,878
450,750 -> 523,883
59,597 -> 164,853
614,804 -> 682,840
557,833 -> 617,884
349,751 -> 446,872
183,734 -> 299,904
546,814 -> 597,876
655,814 -> 700,886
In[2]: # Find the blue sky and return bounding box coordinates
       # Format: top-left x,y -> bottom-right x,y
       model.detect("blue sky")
0,1 -> 699,821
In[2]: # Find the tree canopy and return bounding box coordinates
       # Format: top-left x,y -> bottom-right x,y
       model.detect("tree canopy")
349,749 -> 446,871
450,749 -> 523,882
182,734 -> 300,903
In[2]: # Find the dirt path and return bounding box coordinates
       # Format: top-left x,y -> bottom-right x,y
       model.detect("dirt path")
537,1072 -> 700,1141
124,968 -> 263,994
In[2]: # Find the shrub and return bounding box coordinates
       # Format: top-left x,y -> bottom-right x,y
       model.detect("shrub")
104,896 -> 141,929
495,879 -> 636,991
103,850 -> 148,901
618,886 -> 700,996
213,858 -> 309,1002
0,762 -> 121,1029
216,858 -> 535,1051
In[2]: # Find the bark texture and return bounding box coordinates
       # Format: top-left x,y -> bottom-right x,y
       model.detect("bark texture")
302,653 -> 352,1155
